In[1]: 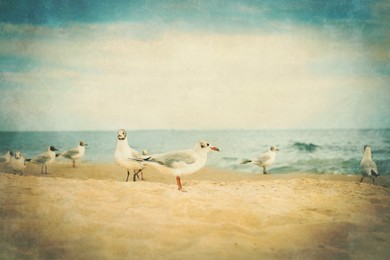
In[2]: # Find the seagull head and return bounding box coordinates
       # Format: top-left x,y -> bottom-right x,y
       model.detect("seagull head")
79,141 -> 88,147
363,145 -> 372,158
49,146 -> 59,152
117,129 -> 127,141
196,141 -> 220,153
363,145 -> 371,152
270,146 -> 280,152
14,151 -> 22,160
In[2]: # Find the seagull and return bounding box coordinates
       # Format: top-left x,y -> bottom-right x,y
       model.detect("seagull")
241,146 -> 279,174
60,141 -> 88,167
10,151 -> 29,176
115,129 -> 144,182
139,141 -> 220,191
0,150 -> 13,163
360,145 -> 379,185
31,146 -> 58,174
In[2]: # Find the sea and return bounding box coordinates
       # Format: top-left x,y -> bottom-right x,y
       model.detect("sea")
1,129 -> 389,175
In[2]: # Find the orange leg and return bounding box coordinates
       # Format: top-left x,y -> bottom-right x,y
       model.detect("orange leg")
176,176 -> 183,191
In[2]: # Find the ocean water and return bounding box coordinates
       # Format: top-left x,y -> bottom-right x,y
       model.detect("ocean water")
0,129 -> 389,175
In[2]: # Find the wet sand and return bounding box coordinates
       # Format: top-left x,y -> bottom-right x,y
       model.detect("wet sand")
1,162 -> 390,259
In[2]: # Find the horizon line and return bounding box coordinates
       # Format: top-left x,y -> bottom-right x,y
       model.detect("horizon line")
0,127 -> 389,133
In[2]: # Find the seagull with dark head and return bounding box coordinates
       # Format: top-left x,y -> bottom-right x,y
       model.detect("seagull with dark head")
139,141 -> 220,191
10,151 -> 29,176
31,146 -> 58,174
115,129 -> 144,182
241,146 -> 279,174
0,150 -> 13,163
360,145 -> 379,185
60,141 -> 88,167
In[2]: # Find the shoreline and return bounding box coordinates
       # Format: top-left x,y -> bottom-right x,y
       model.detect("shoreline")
1,161 -> 389,187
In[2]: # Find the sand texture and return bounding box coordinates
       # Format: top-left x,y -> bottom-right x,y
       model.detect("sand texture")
1,162 -> 390,259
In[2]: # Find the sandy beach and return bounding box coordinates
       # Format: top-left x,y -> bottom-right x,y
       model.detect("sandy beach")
1,162 -> 389,259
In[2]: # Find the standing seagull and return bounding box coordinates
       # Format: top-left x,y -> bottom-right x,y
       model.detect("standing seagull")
0,150 -> 13,163
115,129 -> 144,182
140,141 -> 220,191
31,146 -> 58,174
360,145 -> 379,185
60,141 -> 88,167
10,151 -> 29,176
241,146 -> 279,174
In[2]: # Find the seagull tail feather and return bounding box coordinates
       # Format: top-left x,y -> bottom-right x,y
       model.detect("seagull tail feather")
241,159 -> 252,165
371,169 -> 379,177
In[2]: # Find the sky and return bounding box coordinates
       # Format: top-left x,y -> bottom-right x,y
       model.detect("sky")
0,0 -> 389,131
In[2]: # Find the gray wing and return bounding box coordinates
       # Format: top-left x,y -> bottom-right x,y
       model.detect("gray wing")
33,154 -> 51,164
361,160 -> 379,176
62,148 -> 79,159
151,150 -> 197,167
369,160 -> 379,176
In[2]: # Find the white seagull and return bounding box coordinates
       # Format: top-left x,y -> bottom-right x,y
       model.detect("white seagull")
360,145 -> 379,185
241,146 -> 279,174
60,141 -> 88,167
140,141 -> 220,191
31,146 -> 58,174
10,151 -> 29,176
115,129 -> 144,182
0,150 -> 13,163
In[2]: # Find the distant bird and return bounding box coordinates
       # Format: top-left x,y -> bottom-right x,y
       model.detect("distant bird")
10,151 -> 29,176
60,141 -> 88,167
241,146 -> 279,174
360,145 -> 379,185
31,146 -> 58,174
115,129 -> 144,182
138,141 -> 220,191
0,150 -> 13,163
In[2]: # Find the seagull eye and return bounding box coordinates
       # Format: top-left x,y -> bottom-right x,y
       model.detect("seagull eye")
207,143 -> 210,146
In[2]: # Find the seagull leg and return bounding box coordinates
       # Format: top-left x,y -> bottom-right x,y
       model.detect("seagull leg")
133,169 -> 142,182
263,166 -> 267,174
41,165 -> 44,174
360,176 -> 364,183
126,170 -> 130,182
45,165 -> 48,174
176,176 -> 184,191
72,160 -> 76,168
373,178 -> 376,185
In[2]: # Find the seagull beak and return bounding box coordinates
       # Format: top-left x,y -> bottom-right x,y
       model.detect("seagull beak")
210,146 -> 220,152
275,148 -> 280,151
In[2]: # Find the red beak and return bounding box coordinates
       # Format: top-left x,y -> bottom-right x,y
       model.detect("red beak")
210,146 -> 220,152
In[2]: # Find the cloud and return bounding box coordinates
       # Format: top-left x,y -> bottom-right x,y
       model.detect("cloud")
0,20 -> 389,130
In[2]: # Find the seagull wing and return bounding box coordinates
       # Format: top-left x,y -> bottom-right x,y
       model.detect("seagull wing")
369,160 -> 379,176
61,148 -> 79,159
130,148 -> 142,159
32,153 -> 51,164
151,150 -> 197,168
361,160 -> 379,177
255,153 -> 271,164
